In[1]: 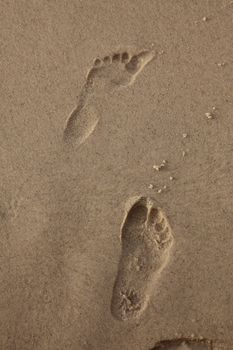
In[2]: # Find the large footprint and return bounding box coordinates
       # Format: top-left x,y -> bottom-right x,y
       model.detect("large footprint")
111,196 -> 174,321
151,338 -> 213,350
63,49 -> 155,148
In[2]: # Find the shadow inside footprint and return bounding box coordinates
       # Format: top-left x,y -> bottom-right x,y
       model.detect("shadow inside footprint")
125,50 -> 155,75
122,200 -> 147,229
63,103 -> 99,147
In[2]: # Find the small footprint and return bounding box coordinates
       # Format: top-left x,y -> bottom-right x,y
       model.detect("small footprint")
63,49 -> 155,148
150,338 -> 213,350
111,196 -> 174,321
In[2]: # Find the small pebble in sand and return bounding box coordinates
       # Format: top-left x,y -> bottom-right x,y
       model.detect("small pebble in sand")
217,62 -> 226,67
182,150 -> 186,157
205,112 -> 214,119
148,184 -> 154,189
169,176 -> 174,181
202,16 -> 208,21
212,106 -> 216,110
157,189 -> 162,194
153,160 -> 167,171
163,185 -> 167,190
153,165 -> 160,171
182,133 -> 188,138
159,50 -> 165,55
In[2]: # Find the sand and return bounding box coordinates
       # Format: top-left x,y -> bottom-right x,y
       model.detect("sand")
0,0 -> 233,349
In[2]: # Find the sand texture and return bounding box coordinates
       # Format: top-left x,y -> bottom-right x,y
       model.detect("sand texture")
0,0 -> 233,349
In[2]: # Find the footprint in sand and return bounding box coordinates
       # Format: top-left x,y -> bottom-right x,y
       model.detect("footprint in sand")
151,338 -> 213,350
111,196 -> 174,321
63,49 -> 155,148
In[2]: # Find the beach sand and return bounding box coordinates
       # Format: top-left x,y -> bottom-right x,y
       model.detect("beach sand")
0,1 -> 233,349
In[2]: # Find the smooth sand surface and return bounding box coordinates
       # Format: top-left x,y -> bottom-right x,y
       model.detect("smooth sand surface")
0,1 -> 233,349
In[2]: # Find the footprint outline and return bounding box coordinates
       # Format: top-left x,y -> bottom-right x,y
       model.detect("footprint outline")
111,196 -> 174,321
63,49 -> 155,148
